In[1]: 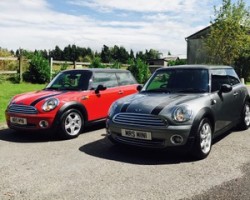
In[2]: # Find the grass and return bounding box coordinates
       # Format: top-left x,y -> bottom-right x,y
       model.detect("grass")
0,81 -> 45,124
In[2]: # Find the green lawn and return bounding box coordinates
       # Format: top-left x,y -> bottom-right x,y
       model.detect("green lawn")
0,82 -> 45,124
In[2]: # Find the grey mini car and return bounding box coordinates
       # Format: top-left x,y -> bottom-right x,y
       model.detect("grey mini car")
106,65 -> 250,159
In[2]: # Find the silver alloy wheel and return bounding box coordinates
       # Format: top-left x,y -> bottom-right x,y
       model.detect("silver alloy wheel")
64,111 -> 82,136
244,104 -> 250,127
200,122 -> 212,154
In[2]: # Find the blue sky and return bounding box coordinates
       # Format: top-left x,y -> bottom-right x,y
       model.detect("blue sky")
0,0 -> 249,56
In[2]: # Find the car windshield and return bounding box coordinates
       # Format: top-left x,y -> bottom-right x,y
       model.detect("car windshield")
45,70 -> 92,91
143,68 -> 209,93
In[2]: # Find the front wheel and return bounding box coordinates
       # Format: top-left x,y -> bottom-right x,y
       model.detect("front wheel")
59,109 -> 83,139
191,118 -> 212,160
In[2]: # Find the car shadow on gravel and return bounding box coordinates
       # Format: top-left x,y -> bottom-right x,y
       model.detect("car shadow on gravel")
79,127 -> 240,165
79,136 -> 195,165
0,122 -> 106,143
0,128 -> 57,143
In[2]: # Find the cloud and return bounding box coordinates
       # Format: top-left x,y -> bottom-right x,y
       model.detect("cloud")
69,0 -> 199,13
0,0 -> 216,55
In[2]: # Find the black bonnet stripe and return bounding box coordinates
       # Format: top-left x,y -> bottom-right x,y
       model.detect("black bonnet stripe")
121,103 -> 130,112
151,101 -> 170,115
30,92 -> 66,106
151,95 -> 185,115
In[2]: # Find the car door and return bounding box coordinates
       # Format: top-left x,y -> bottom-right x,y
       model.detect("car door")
226,68 -> 245,121
83,72 -> 120,121
210,69 -> 235,132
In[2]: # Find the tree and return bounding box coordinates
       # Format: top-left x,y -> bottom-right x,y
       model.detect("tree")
50,45 -> 62,60
145,49 -> 162,60
100,45 -> 111,63
204,0 -> 250,65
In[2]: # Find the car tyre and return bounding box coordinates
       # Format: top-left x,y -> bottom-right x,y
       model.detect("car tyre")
238,101 -> 250,130
59,109 -> 83,139
191,118 -> 212,160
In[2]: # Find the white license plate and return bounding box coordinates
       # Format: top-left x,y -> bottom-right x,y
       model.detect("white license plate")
121,129 -> 152,140
10,117 -> 27,125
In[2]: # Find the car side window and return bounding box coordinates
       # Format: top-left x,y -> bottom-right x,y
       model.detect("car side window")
226,69 -> 240,86
116,72 -> 137,86
91,72 -> 119,88
211,69 -> 229,92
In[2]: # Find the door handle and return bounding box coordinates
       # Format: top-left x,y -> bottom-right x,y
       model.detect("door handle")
118,90 -> 124,94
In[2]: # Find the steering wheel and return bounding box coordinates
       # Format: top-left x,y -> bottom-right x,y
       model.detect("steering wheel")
63,82 -> 73,87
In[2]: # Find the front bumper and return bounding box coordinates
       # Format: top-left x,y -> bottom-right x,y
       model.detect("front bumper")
106,118 -> 193,149
5,112 -> 55,131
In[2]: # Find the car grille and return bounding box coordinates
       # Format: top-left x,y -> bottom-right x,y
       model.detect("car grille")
113,113 -> 167,127
8,104 -> 38,114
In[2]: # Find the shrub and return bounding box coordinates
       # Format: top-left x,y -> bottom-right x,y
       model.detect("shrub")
89,57 -> 105,68
8,73 -> 20,83
128,58 -> 151,84
23,53 -> 50,83
111,61 -> 121,69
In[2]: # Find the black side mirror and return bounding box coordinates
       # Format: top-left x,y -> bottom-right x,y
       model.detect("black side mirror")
220,84 -> 232,93
137,84 -> 143,91
95,84 -> 107,94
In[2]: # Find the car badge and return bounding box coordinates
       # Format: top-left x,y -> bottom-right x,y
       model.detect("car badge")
135,108 -> 142,112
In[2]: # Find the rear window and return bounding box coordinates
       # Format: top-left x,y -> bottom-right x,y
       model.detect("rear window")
116,72 -> 137,86
91,72 -> 119,88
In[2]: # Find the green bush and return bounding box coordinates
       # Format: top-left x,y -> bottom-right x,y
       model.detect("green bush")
128,58 -> 151,84
8,73 -> 20,83
89,57 -> 105,68
111,61 -> 121,69
23,53 -> 50,83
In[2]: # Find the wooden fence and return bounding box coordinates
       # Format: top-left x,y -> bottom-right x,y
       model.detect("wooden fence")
0,56 -> 130,82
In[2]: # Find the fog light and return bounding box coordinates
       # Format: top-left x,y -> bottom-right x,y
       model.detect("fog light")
170,135 -> 184,145
39,120 -> 49,128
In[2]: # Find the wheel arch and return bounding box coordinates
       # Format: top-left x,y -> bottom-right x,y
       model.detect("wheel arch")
53,101 -> 88,128
190,107 -> 215,137
243,93 -> 250,104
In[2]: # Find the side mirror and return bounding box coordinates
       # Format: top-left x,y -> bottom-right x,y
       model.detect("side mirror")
137,84 -> 143,91
220,84 -> 232,93
95,84 -> 107,94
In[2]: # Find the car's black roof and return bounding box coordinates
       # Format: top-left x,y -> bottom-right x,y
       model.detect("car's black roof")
157,65 -> 233,71
62,68 -> 130,73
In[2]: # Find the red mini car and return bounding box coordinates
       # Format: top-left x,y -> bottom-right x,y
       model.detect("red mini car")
5,69 -> 139,139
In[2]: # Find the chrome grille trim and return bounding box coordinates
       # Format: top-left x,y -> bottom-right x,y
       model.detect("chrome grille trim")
8,104 -> 38,114
113,113 -> 167,127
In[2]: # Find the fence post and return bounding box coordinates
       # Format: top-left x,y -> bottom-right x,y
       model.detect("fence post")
50,57 -> 53,81
73,60 -> 76,69
19,54 -> 23,83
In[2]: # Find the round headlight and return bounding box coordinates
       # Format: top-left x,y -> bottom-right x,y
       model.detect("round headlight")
172,106 -> 192,122
42,98 -> 59,112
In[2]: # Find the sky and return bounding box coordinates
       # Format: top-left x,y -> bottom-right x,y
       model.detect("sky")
0,0 -> 249,57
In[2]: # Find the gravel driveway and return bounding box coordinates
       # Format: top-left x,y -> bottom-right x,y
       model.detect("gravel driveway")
0,122 -> 249,200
